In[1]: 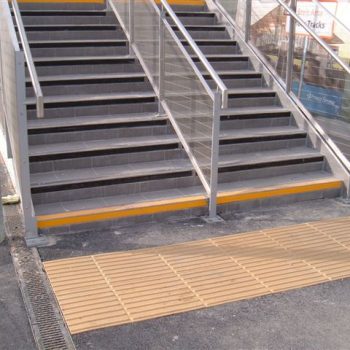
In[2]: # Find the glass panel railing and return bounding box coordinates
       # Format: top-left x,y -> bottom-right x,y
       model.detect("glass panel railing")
215,0 -> 350,165
109,0 -> 221,213
163,24 -> 215,187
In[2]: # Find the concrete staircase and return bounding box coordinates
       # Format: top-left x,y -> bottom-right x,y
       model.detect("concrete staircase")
19,2 -> 342,233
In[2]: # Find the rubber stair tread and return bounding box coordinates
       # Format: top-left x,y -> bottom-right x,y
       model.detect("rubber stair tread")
219,147 -> 322,167
220,126 -> 305,140
226,87 -> 275,94
221,106 -> 290,115
25,91 -> 155,105
34,172 -> 338,217
33,55 -> 132,62
29,134 -> 178,157
28,72 -> 147,83
27,112 -> 163,130
28,39 -> 127,44
22,24 -> 120,29
30,159 -> 192,188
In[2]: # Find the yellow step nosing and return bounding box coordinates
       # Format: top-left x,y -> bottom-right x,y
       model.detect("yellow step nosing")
36,178 -> 343,229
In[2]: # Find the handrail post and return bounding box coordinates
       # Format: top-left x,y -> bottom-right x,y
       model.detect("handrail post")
286,0 -> 296,94
208,91 -> 221,219
129,0 -> 135,56
158,5 -> 165,114
245,0 -> 252,43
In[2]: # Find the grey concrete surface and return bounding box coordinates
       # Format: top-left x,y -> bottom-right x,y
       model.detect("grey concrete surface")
38,198 -> 350,350
0,240 -> 36,350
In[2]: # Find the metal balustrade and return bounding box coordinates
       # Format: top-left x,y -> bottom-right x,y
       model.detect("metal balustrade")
108,0 -> 230,217
0,0 -> 37,237
212,0 -> 350,175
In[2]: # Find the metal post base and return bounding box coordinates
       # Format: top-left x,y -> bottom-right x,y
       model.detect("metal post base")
201,215 -> 225,224
337,197 -> 350,206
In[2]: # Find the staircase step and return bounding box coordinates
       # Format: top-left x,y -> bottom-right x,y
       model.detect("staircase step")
22,24 -> 120,30
26,92 -> 156,110
31,55 -> 142,76
31,159 -> 193,192
26,39 -> 127,48
26,72 -> 151,97
35,174 -> 342,230
29,135 -> 180,161
27,112 -> 164,133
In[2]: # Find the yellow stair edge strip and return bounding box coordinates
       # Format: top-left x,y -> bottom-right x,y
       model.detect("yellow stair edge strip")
36,178 -> 342,229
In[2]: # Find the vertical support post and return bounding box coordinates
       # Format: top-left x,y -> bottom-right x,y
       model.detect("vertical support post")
286,0 -> 296,94
298,35 -> 309,98
208,91 -> 221,219
15,51 -> 37,238
245,0 -> 252,43
158,5 -> 165,115
129,0 -> 135,56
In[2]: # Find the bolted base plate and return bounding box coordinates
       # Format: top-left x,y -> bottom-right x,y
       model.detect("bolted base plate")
201,215 -> 225,224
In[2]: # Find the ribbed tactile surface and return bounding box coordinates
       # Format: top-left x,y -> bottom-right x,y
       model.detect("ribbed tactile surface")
44,216 -> 350,334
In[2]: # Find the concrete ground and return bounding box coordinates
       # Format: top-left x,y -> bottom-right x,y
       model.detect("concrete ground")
0,238 -> 36,350
38,197 -> 350,350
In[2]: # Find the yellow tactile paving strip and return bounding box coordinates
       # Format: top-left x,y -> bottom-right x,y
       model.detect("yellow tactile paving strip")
44,216 -> 350,334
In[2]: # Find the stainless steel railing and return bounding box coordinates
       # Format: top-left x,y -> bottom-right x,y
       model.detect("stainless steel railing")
108,0 -> 222,217
211,0 -> 350,182
12,0 -> 44,119
0,0 -> 37,237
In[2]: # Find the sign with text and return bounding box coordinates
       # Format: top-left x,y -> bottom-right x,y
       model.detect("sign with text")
286,0 -> 337,38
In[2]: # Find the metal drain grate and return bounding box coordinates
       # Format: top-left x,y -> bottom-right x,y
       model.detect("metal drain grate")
6,217 -> 75,350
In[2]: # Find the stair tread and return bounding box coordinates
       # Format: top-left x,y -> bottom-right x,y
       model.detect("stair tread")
28,39 -> 126,44
226,87 -> 275,94
29,134 -> 179,157
31,146 -> 321,188
28,72 -> 146,83
23,24 -> 119,28
26,91 -> 155,105
220,126 -> 305,139
31,159 -> 192,187
34,172 -> 338,216
28,112 -> 163,130
222,106 -> 290,116
33,55 -> 132,63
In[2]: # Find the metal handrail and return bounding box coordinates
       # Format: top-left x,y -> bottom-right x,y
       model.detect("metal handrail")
12,0 -> 44,119
311,0 -> 350,35
276,0 -> 350,75
160,0 -> 228,108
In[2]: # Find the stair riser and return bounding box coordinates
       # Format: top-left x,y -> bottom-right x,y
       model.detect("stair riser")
30,61 -> 143,76
26,79 -> 152,97
171,5 -> 208,12
218,161 -> 324,183
26,30 -> 125,40
185,44 -> 239,55
167,16 -> 217,26
19,3 -> 107,10
196,60 -> 251,71
30,148 -> 186,173
207,77 -> 265,89
220,116 -> 291,129
28,124 -> 173,145
32,174 -> 199,205
30,45 -> 129,58
22,16 -> 118,25
26,101 -> 158,119
219,139 -> 307,155
228,95 -> 280,108
176,29 -> 230,40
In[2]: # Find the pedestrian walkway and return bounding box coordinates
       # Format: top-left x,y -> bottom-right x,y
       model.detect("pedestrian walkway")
44,216 -> 350,334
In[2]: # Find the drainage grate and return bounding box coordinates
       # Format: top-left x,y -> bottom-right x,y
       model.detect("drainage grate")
6,215 -> 75,350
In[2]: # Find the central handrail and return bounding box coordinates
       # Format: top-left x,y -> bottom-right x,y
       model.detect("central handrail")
12,0 -> 44,119
160,0 -> 228,108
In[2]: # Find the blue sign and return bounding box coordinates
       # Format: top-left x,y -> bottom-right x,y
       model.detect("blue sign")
292,81 -> 343,119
